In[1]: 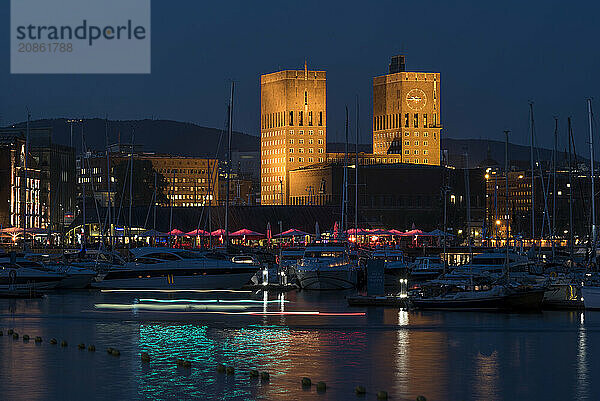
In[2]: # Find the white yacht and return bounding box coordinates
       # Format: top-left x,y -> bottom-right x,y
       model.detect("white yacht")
409,256 -> 445,280
92,247 -> 260,289
0,255 -> 64,290
25,253 -> 97,289
582,273 -> 600,310
444,251 -> 542,284
372,249 -> 408,279
296,242 -> 358,290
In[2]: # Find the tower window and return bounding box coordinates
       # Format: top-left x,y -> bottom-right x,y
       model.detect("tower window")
319,112 -> 323,126
299,111 -> 303,126
289,111 -> 294,126
304,91 -> 308,105
414,113 -> 419,128
309,111 -> 313,126
423,114 -> 428,128
404,113 -> 409,128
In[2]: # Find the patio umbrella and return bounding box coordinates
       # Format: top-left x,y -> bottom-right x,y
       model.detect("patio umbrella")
230,229 -> 265,238
266,222 -> 272,241
210,229 -> 227,236
167,229 -> 185,236
275,228 -> 310,237
345,228 -> 370,236
139,229 -> 166,237
185,229 -> 209,236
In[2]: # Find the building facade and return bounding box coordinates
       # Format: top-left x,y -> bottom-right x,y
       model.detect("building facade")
0,134 -> 43,229
260,65 -> 327,205
373,55 -> 441,165
78,148 -> 219,208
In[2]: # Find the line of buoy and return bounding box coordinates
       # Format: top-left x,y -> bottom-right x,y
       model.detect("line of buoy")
1,330 -> 426,400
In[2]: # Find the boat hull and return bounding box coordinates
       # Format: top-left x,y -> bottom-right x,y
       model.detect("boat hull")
297,269 -> 357,290
92,271 -> 256,290
582,286 -> 600,310
411,289 -> 545,311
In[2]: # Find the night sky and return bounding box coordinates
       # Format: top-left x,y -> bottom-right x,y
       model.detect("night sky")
1,0 -> 599,153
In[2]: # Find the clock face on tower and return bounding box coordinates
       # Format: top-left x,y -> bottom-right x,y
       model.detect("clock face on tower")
406,88 -> 427,111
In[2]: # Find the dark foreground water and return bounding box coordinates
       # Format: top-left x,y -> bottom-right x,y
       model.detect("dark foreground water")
0,289 -> 599,401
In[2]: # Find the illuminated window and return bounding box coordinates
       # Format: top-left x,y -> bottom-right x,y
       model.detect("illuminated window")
299,148 -> 304,153
424,158 -> 428,163
299,157 -> 304,162
319,157 -> 324,162
404,131 -> 410,136
289,139 -> 294,144
289,148 -> 294,153
414,150 -> 419,155
414,159 -> 419,163
318,139 -> 323,144
404,141 -> 410,146
318,129 -> 323,135
423,132 -> 428,137
309,139 -> 314,144
423,141 -> 428,146
414,132 -> 419,137
309,130 -> 314,136
299,130 -> 304,135
423,114 -> 427,127
308,157 -> 313,162
318,148 -> 324,153
404,150 -> 410,155
299,139 -> 304,144
423,150 -> 429,155
414,141 -> 419,146
308,148 -> 314,153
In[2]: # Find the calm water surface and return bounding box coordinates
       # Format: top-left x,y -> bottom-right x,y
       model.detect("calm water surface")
0,289 -> 599,401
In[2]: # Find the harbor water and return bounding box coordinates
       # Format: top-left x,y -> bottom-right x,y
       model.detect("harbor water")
0,289 -> 599,400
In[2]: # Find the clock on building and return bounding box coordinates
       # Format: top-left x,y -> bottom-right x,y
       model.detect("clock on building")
406,88 -> 427,111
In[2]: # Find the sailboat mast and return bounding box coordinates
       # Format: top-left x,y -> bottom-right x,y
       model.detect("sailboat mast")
23,110 -> 30,251
552,117 -> 558,261
225,82 -> 234,247
504,130 -> 510,280
81,120 -> 86,249
340,107 -> 348,235
128,129 -> 134,248
105,117 -> 112,249
568,117 -> 574,260
355,96 -> 359,234
587,99 -> 596,251
464,151 -> 472,258
529,102 -> 535,244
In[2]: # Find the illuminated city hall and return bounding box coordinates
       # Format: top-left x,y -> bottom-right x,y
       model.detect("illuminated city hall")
373,55 -> 441,164
260,65 -> 327,205
260,56 -> 441,205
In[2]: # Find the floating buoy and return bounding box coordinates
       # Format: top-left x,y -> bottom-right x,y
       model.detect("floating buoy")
355,385 -> 366,395
316,382 -> 326,392
50,338 -> 57,345
141,352 -> 151,362
88,345 -> 96,352
226,366 -> 235,375
23,334 -> 30,342
60,340 -> 68,347
377,391 -> 388,399
111,349 -> 120,356
260,372 -> 270,382
416,396 -> 426,401
301,377 -> 312,387
7,329 -> 13,335
216,364 -> 226,373
78,343 -> 85,349
12,333 -> 19,340
249,369 -> 259,378
35,336 -> 42,343
107,347 -> 114,354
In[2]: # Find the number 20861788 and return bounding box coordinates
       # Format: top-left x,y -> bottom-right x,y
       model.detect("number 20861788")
18,42 -> 73,53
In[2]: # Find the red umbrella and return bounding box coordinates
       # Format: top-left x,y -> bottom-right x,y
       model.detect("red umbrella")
275,228 -> 309,237
403,229 -> 425,236
185,229 -> 209,236
210,229 -> 227,236
167,229 -> 185,236
369,229 -> 393,236
230,229 -> 265,238
345,228 -> 370,236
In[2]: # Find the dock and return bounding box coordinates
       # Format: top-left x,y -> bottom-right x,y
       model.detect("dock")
347,295 -> 410,308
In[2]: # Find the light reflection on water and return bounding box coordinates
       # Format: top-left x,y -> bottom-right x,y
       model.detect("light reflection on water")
0,291 -> 600,400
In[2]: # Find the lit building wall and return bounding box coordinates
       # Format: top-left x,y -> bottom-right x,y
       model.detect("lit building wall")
373,55 -> 441,165
260,66 -> 326,205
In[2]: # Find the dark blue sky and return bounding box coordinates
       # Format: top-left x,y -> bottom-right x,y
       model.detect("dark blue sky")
1,0 -> 599,153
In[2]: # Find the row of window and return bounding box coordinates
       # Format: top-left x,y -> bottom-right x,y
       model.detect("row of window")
261,129 -> 324,138
374,113 -> 438,131
288,148 -> 324,154
403,158 -> 429,164
404,149 -> 429,155
262,111 -> 324,129
403,141 -> 429,146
